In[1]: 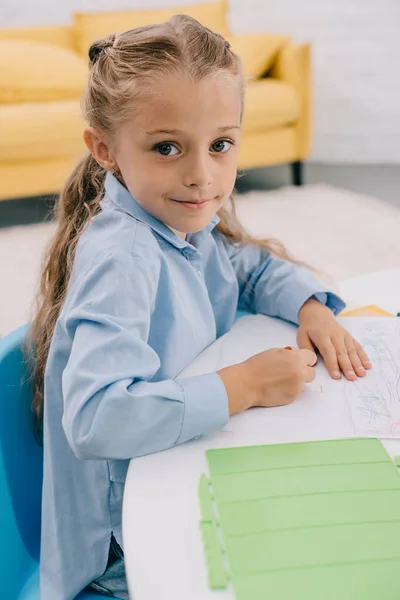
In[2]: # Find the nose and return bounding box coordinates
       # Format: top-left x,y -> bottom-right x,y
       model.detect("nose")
182,151 -> 213,189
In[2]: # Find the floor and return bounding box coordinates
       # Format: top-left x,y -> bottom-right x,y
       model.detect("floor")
236,163 -> 400,207
0,163 -> 399,228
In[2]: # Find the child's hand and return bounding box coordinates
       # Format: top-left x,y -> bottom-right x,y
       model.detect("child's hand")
297,297 -> 372,381
218,347 -> 317,415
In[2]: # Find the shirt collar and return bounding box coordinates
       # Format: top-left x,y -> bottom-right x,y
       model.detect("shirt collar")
104,172 -> 220,250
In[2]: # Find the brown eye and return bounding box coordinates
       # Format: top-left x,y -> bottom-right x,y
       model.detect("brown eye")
154,142 -> 179,156
211,139 -> 232,153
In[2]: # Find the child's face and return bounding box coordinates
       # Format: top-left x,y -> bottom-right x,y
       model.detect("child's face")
112,72 -> 242,238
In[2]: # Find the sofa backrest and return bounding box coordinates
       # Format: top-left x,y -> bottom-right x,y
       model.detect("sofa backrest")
0,0 -> 228,58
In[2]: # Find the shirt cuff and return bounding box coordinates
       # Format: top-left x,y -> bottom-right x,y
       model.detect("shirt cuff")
176,372 -> 229,444
280,286 -> 346,325
313,291 -> 346,316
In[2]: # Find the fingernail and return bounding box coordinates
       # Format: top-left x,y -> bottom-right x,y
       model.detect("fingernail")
356,366 -> 366,373
333,370 -> 341,378
365,361 -> 372,368
346,370 -> 356,378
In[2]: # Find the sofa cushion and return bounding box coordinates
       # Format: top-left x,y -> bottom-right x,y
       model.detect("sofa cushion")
0,25 -> 77,52
0,100 -> 85,162
0,41 -> 87,103
73,0 -> 229,56
243,79 -> 300,134
228,33 -> 289,79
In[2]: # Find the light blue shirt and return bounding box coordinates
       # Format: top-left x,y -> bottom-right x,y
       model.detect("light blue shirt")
41,172 -> 345,598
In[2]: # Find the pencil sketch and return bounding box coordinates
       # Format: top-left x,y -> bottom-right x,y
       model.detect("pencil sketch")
341,320 -> 400,437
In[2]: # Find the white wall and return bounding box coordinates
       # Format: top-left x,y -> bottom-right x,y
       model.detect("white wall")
232,0 -> 400,164
2,0 -> 400,163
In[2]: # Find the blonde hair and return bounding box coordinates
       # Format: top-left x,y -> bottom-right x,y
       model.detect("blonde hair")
29,14 -> 301,430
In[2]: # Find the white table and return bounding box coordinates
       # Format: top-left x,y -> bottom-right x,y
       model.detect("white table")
338,267 -> 400,315
123,267 -> 400,600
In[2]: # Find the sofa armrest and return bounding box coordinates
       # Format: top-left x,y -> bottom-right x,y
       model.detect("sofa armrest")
270,41 -> 312,159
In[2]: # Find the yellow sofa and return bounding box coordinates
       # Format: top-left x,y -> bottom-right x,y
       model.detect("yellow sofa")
0,0 -> 311,201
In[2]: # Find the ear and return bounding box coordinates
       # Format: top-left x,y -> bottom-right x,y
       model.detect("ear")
83,127 -> 117,172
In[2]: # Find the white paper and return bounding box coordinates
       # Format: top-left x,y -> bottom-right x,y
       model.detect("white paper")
337,318 -> 400,438
178,315 -> 400,441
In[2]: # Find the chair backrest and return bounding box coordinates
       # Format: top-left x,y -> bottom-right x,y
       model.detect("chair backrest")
0,326 -> 43,598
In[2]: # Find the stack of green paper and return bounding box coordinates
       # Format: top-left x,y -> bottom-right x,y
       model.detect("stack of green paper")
199,438 -> 400,599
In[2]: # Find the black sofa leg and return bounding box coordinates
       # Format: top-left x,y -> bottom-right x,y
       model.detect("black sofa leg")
291,161 -> 303,186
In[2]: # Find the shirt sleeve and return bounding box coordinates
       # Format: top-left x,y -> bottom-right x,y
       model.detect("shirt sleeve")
60,252 -> 228,461
224,240 -> 345,324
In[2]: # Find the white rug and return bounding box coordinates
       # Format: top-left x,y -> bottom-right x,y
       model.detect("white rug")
1,183 -> 400,336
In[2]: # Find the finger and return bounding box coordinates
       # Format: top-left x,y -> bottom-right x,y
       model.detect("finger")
344,337 -> 367,378
297,329 -> 315,353
316,338 -> 341,379
298,348 -> 318,367
353,339 -> 372,370
305,365 -> 316,383
335,342 -> 357,381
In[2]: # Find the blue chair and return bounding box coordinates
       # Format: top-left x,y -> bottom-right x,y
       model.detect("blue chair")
0,326 -> 107,599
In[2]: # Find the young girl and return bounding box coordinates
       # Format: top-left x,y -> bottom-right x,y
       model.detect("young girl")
30,15 -> 371,600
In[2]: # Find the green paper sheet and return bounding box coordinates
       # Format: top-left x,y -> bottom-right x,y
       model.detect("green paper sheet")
199,438 -> 400,599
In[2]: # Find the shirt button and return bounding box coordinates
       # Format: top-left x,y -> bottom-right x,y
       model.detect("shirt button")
197,270 -> 202,277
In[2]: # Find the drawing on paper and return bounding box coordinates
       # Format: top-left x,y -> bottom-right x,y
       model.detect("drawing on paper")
342,321 -> 400,437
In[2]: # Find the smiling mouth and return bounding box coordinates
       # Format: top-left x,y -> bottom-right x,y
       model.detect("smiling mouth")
170,198 -> 212,210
